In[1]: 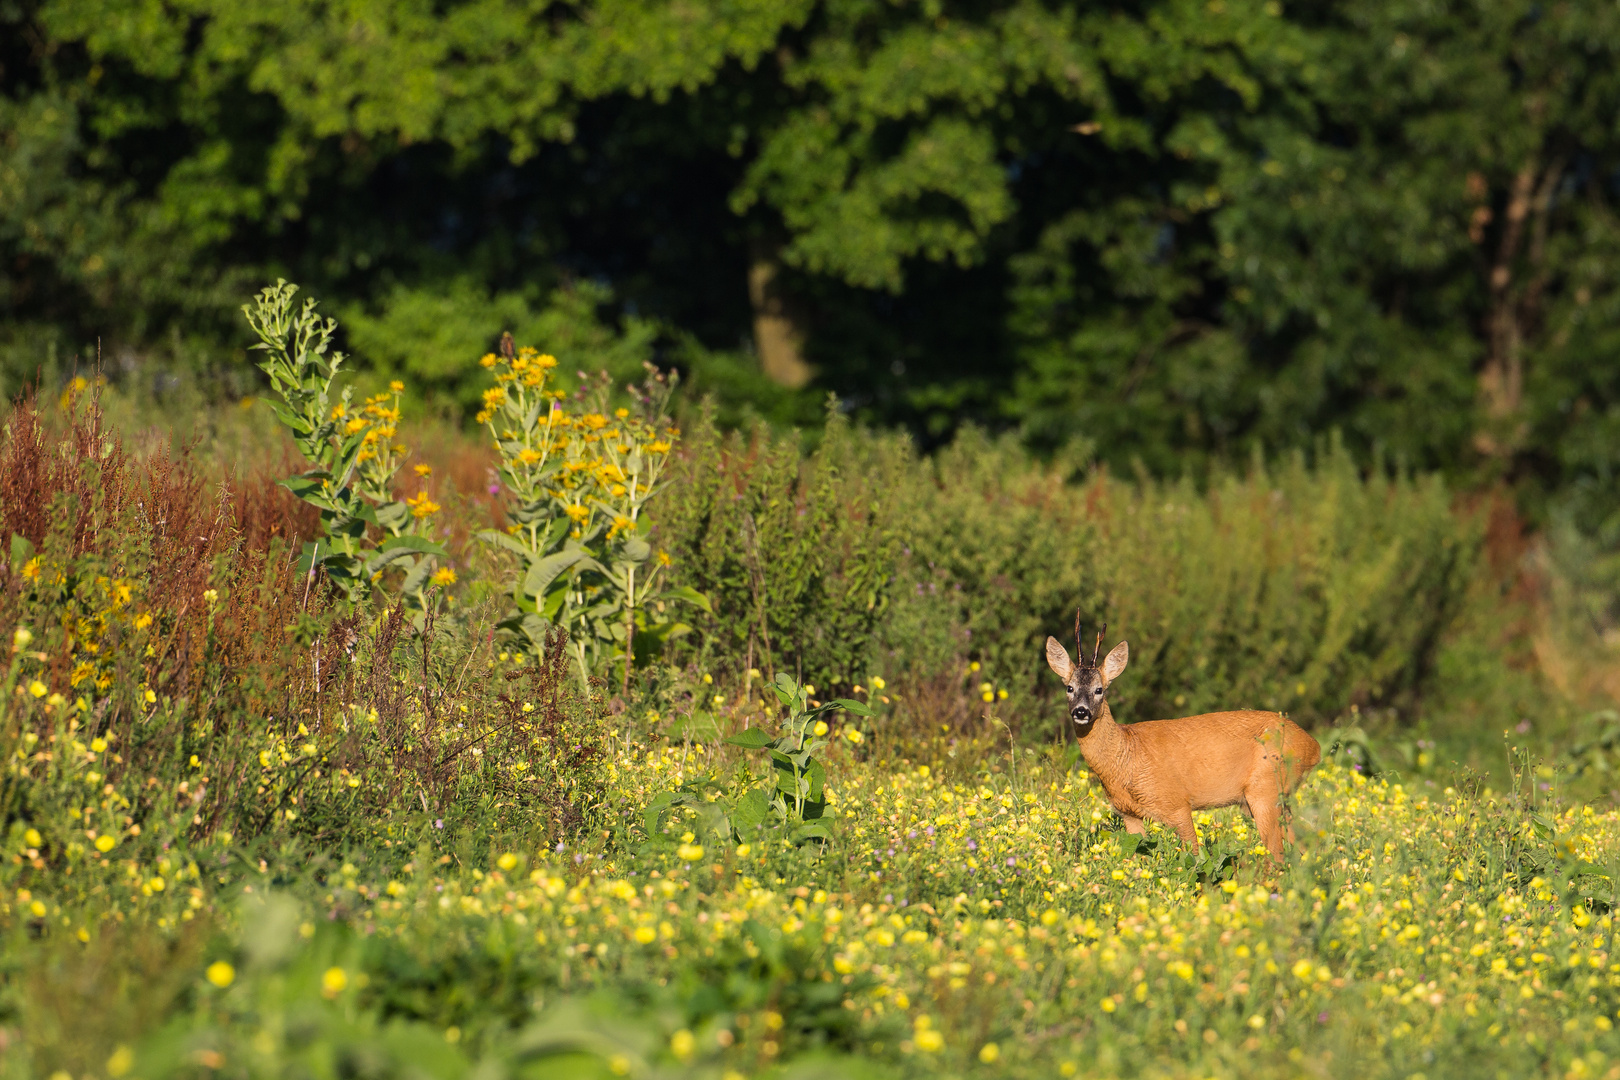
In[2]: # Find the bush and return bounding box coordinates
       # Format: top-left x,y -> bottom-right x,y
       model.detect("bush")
654,404 -> 907,689
657,414 -> 1528,742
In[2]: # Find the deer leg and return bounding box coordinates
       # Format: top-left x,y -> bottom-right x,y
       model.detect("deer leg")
1164,806 -> 1200,854
1122,813 -> 1146,836
1247,789 -> 1286,862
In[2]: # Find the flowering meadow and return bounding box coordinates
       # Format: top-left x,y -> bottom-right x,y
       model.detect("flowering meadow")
3,290 -> 1616,1078
9,714 -> 1620,1080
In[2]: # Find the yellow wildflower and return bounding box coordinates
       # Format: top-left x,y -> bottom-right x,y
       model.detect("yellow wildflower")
322,967 -> 348,997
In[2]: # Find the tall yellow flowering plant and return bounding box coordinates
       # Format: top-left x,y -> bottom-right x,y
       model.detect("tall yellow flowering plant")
477,336 -> 706,691
244,280 -> 447,613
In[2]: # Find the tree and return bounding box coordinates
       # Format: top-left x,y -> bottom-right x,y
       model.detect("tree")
5,0 -> 1620,533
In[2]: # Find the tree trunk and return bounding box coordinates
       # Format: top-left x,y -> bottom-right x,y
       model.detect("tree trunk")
748,241 -> 813,389
1475,157 -> 1563,461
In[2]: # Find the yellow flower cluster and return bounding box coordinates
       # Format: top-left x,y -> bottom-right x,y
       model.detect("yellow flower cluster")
338,382 -> 410,503
12,568 -> 156,714
480,347 -> 676,551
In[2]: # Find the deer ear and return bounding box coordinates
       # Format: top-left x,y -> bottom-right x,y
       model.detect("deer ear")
1101,640 -> 1129,685
1045,636 -> 1073,680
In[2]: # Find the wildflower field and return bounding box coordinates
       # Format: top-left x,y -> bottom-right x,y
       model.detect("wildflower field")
4,284 -> 1619,1080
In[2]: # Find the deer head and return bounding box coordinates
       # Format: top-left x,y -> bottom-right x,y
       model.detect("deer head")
1045,614 -> 1128,732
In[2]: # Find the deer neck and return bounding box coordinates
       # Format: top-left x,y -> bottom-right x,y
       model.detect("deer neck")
1074,702 -> 1134,794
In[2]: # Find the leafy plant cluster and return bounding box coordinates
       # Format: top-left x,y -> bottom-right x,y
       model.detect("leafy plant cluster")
0,336 -> 1617,1080
475,336 -> 706,690
243,281 -> 450,617
654,417 -> 1543,741
646,673 -> 873,850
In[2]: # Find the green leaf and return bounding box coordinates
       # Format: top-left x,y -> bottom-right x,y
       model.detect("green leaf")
9,534 -> 35,569
363,547 -> 420,574
279,473 -> 330,501
831,698 -> 875,717
477,529 -> 534,558
668,711 -> 721,743
790,820 -> 833,844
731,786 -> 771,831
374,501 -> 413,533
805,758 -> 826,801
771,672 -> 801,708
399,555 -> 436,598
522,548 -> 586,600
379,533 -> 449,556
725,727 -> 774,750
661,585 -> 712,614
643,790 -> 685,837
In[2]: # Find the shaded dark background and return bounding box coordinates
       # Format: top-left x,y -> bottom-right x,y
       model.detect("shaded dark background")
5,0 -> 1620,536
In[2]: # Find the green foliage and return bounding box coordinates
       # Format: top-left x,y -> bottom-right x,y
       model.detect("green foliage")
8,0 -> 1620,543
4,386 -> 1619,1080
647,673 -> 871,848
339,279 -> 660,420
657,414 -> 1523,740
477,345 -> 703,688
1078,443 -> 1483,730
244,281 -> 448,609
880,427 -> 1102,698
654,405 -> 905,688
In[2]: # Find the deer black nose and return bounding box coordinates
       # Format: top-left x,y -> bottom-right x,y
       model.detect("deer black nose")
1071,704 -> 1091,722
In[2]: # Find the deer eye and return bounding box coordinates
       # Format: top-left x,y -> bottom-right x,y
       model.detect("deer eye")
1066,685 -> 1074,694
1093,688 -> 1102,696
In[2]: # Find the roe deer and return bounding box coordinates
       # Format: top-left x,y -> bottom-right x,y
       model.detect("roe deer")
1047,617 -> 1320,861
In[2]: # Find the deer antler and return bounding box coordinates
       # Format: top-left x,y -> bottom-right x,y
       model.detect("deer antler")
1074,610 -> 1083,659
1093,622 -> 1107,666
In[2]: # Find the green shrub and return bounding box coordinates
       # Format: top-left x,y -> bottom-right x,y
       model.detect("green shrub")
654,404 -> 906,689
660,417 -> 1530,742
1080,443 -> 1483,733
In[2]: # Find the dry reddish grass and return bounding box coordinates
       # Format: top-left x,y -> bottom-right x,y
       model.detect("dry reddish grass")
0,391 -> 325,771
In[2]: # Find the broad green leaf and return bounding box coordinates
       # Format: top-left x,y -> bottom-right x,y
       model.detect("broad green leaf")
731,786 -> 771,831
522,548 -> 585,600
661,585 -> 712,614
668,711 -> 721,743
771,672 -> 801,708
643,790 -> 684,837
725,727 -> 773,750
379,533 -> 450,557
477,529 -> 533,558
791,820 -> 833,844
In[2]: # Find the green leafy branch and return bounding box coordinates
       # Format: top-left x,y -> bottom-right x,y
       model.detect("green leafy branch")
243,280 -> 447,610
645,673 -> 872,848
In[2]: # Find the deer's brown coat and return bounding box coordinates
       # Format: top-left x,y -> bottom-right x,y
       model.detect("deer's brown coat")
1047,635 -> 1320,860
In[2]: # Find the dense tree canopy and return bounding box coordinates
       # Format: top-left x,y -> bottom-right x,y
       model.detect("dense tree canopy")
4,0 -> 1620,531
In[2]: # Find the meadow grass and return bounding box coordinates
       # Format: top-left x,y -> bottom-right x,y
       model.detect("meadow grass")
9,732 -> 1620,1080
2,384 -> 1617,1080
